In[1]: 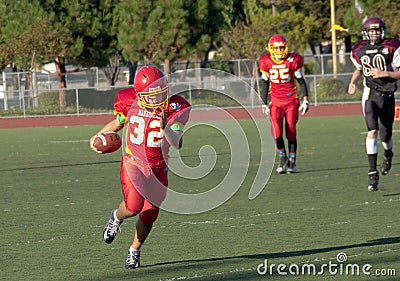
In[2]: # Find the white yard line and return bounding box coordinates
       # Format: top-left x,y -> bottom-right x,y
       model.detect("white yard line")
49,140 -> 89,143
360,129 -> 400,134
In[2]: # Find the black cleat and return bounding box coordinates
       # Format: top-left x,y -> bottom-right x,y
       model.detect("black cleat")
381,154 -> 393,176
367,171 -> 379,192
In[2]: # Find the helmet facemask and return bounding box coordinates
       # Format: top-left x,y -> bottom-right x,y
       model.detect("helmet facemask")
137,81 -> 169,114
134,66 -> 169,115
267,35 -> 289,63
362,17 -> 386,45
269,45 -> 288,62
363,28 -> 385,45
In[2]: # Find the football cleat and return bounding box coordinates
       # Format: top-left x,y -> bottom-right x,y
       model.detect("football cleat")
126,248 -> 141,269
286,158 -> 297,174
103,209 -> 122,244
276,156 -> 288,174
367,171 -> 379,192
381,153 -> 393,176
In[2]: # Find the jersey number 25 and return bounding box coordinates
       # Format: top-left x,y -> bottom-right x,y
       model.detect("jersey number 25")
269,68 -> 291,83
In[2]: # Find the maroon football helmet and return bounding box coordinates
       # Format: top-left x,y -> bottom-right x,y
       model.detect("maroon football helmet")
362,17 -> 386,44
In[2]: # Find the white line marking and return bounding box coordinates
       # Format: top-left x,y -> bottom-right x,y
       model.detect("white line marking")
50,140 -> 89,143
360,129 -> 400,134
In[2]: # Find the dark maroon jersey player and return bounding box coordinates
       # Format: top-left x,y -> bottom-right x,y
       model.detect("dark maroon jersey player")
258,34 -> 309,174
348,17 -> 400,191
90,65 -> 191,269
350,36 -> 400,94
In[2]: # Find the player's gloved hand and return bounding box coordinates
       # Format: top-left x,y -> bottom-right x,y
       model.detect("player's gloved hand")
299,100 -> 309,116
89,134 -> 102,153
262,104 -> 270,116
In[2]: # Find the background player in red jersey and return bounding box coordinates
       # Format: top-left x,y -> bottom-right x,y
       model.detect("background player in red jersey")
90,65 -> 191,269
259,34 -> 309,174
348,17 -> 400,191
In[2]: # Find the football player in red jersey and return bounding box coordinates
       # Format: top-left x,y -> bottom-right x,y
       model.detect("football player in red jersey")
348,17 -> 400,191
259,34 -> 309,174
90,65 -> 191,269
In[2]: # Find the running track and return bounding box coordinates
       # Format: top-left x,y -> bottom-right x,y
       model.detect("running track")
1,103 -> 399,128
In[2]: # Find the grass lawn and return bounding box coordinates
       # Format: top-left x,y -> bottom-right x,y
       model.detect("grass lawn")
1,115 -> 399,281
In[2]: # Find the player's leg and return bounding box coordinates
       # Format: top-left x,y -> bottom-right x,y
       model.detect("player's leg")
126,204 -> 158,269
379,94 -> 395,175
286,139 -> 297,173
363,93 -> 379,191
270,104 -> 287,173
103,159 -> 144,244
276,136 -> 288,173
285,100 -> 300,173
126,165 -> 168,269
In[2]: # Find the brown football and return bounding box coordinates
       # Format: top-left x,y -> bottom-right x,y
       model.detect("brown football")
92,131 -> 122,153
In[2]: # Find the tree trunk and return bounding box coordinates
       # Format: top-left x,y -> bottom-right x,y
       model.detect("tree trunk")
252,60 -> 258,106
344,35 -> 353,73
308,40 -> 321,74
86,68 -> 96,87
164,58 -> 171,75
54,56 -> 67,108
103,54 -> 121,86
127,61 -> 138,85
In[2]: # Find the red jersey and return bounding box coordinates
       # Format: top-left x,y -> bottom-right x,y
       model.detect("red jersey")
258,53 -> 304,102
113,88 -> 191,166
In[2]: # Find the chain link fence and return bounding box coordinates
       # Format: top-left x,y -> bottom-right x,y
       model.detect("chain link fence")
1,53 -> 398,117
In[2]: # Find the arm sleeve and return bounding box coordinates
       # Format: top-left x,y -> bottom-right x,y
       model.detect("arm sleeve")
259,75 -> 270,105
296,76 -> 308,99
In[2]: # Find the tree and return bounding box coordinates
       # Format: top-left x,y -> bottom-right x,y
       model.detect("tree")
116,0 -> 227,76
116,0 -> 190,75
0,0 -> 73,107
114,0 -> 155,77
0,0 -> 70,69
39,0 -> 125,105
353,0 -> 400,39
71,0 -> 120,86
0,0 -> 122,108
219,2 -> 318,92
183,0 -> 227,65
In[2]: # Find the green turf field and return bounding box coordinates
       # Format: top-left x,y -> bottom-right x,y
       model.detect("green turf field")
1,115 -> 399,281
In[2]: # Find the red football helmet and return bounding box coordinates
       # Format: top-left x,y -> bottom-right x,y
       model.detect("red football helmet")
134,65 -> 169,112
362,17 -> 386,44
267,34 -> 289,63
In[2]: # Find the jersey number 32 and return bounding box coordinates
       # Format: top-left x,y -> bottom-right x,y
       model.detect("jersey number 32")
128,115 -> 163,147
